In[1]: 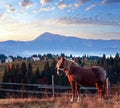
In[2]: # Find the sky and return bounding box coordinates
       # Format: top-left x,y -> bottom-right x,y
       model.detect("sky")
0,0 -> 120,41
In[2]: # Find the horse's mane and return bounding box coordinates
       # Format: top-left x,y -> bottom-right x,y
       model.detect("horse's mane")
65,58 -> 80,71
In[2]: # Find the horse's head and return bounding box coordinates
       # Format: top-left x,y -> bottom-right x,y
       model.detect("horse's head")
56,56 -> 66,76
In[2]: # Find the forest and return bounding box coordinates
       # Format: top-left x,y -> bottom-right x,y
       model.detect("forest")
1,52 -> 120,85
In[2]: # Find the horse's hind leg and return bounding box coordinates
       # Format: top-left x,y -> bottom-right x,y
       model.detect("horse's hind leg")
76,83 -> 81,102
70,82 -> 75,102
96,82 -> 104,98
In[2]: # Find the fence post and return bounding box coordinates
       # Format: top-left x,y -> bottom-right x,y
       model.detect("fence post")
106,77 -> 110,96
52,75 -> 55,97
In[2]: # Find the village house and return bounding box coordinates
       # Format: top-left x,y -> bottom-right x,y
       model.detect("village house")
32,56 -> 40,61
5,57 -> 13,63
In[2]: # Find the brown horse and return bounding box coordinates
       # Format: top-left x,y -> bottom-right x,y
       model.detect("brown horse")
56,56 -> 107,102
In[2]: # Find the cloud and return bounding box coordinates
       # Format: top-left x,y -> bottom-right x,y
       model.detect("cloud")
49,16 -> 120,26
102,0 -> 120,4
5,3 -> 12,8
7,9 -> 16,13
85,2 -> 100,11
19,0 -> 34,8
58,0 -> 67,9
5,3 -> 16,13
40,0 -> 53,5
77,0 -> 89,4
75,0 -> 89,7
68,0 -> 89,9
85,0 -> 120,12
40,6 -> 55,11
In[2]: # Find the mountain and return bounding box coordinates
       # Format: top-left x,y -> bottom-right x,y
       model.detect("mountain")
0,32 -> 120,56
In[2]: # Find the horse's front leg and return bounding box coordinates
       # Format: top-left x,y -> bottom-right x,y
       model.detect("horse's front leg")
70,82 -> 75,102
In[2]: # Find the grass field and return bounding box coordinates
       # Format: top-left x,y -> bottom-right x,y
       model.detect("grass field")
0,94 -> 120,108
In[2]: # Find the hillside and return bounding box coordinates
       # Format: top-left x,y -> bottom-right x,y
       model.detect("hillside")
0,32 -> 120,56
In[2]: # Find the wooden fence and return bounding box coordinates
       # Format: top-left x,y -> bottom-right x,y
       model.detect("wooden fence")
0,77 -> 120,98
0,82 -> 98,97
0,80 -> 112,98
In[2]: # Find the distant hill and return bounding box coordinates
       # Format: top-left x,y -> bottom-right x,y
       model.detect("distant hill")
0,32 -> 120,56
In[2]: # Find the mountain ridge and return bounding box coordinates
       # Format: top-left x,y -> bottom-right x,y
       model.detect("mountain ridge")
0,32 -> 120,56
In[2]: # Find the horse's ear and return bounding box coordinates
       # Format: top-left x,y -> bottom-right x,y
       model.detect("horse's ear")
58,57 -> 60,60
61,56 -> 64,59
61,56 -> 65,61
61,53 -> 65,59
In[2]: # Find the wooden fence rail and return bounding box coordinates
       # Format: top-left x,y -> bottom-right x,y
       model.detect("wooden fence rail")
1,80 -> 120,98
0,82 -> 98,97
0,77 -> 111,97
0,82 -> 97,90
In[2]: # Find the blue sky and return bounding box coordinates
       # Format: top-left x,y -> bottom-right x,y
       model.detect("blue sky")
0,0 -> 120,41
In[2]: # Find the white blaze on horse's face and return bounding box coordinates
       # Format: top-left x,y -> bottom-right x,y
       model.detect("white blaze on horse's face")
56,57 -> 65,76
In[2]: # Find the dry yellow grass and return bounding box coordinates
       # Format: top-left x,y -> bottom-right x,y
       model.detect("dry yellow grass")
0,94 -> 120,108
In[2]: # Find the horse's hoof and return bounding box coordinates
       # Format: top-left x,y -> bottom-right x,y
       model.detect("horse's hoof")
70,97 -> 74,102
70,99 -> 73,102
77,97 -> 81,102
77,99 -> 81,102
98,98 -> 104,102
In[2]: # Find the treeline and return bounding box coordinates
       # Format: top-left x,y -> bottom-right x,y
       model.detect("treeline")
2,59 -> 69,86
98,53 -> 120,84
2,52 -> 120,85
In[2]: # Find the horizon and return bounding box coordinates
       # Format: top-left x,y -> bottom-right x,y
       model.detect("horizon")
0,32 -> 120,42
0,0 -> 120,41
0,31 -> 119,57
1,50 -> 117,58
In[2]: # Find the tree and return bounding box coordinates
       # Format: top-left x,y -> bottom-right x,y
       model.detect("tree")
113,52 -> 120,82
50,58 -> 56,75
42,60 -> 52,84
0,54 -> 7,62
101,54 -> 107,68
15,63 -> 21,83
34,67 -> 40,84
21,62 -> 27,83
27,62 -> 33,83
3,68 -> 8,83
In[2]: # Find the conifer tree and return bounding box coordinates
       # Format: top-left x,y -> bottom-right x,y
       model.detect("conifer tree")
43,60 -> 52,84
27,62 -> 33,83
34,67 -> 40,84
21,62 -> 27,82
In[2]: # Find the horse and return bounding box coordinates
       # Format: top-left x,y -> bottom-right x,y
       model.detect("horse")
56,56 -> 107,102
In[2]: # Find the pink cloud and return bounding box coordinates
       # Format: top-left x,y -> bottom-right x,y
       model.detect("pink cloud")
40,0 -> 53,5
19,0 -> 33,8
58,0 -> 67,9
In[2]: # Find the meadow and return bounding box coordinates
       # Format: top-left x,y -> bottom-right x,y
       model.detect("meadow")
0,58 -> 120,108
0,94 -> 120,108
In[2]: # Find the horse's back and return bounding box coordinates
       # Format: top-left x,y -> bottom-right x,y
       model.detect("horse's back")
76,66 -> 106,86
76,67 -> 97,86
91,66 -> 106,82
